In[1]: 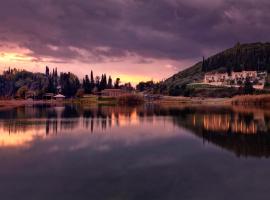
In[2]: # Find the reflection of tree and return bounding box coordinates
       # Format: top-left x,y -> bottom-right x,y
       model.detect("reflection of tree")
0,105 -> 141,135
200,131 -> 270,158
2,104 -> 270,157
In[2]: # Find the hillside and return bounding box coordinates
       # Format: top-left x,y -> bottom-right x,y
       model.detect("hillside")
165,42 -> 270,89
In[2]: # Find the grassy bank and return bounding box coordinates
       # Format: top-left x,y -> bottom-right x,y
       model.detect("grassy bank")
117,94 -> 144,106
158,96 -> 232,106
71,95 -> 117,105
232,94 -> 270,107
66,94 -> 144,106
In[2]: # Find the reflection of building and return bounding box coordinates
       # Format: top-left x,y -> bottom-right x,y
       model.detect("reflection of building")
54,94 -> 65,100
0,106 -> 141,144
204,71 -> 267,90
202,114 -> 261,134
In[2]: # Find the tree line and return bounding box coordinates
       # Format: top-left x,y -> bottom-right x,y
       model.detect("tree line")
0,66 -> 134,99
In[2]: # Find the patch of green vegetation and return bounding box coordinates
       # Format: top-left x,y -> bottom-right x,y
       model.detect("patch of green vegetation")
71,96 -> 118,106
98,96 -> 116,101
186,84 -> 224,89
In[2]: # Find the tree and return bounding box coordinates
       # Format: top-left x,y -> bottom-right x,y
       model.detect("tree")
136,81 -> 154,92
90,70 -> 95,86
169,85 -> 182,96
123,82 -> 133,91
54,68 -> 58,77
226,64 -> 232,76
103,74 -> 107,88
59,72 -> 80,97
95,76 -> 100,90
83,75 -> 91,93
243,78 -> 254,94
76,88 -> 85,98
16,86 -> 28,98
202,56 -> 207,72
114,78 -> 120,89
99,74 -> 107,90
45,66 -> 49,77
108,76 -> 113,89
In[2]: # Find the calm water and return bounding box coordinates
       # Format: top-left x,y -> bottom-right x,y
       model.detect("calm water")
0,104 -> 270,200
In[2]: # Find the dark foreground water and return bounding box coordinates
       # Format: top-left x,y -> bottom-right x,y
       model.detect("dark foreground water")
0,104 -> 270,200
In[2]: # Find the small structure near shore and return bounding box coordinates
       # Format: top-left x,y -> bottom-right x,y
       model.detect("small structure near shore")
54,94 -> 65,101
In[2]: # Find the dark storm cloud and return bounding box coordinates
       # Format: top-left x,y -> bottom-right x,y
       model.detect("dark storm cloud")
0,0 -> 270,63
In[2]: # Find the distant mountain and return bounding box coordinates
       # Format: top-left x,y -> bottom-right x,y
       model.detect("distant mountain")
165,42 -> 270,88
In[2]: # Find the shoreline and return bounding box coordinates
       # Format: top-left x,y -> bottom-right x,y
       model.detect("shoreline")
1,94 -> 270,110
0,100 -> 68,110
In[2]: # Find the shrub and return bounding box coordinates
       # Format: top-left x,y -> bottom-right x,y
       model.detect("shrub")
16,86 -> 28,99
117,94 -> 144,106
232,94 -> 270,106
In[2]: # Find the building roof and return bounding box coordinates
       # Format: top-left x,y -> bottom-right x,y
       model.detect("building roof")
54,94 -> 65,98
205,72 -> 227,75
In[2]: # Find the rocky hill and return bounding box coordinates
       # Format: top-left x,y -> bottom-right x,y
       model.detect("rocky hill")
165,42 -> 270,88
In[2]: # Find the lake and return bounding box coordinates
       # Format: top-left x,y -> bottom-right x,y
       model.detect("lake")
0,104 -> 270,200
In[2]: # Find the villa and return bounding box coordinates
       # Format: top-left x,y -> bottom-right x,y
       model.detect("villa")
204,70 -> 267,90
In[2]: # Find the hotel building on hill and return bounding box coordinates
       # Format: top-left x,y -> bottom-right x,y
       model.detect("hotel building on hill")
204,71 -> 267,90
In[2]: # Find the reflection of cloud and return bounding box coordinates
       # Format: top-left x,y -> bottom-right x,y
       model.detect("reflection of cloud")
0,131 -> 44,147
0,106 -> 188,148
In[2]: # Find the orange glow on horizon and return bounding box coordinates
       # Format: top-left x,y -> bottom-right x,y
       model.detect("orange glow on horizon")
0,130 -> 45,147
0,52 -> 33,63
116,74 -> 157,85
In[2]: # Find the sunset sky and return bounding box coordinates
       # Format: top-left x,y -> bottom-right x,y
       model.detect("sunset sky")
0,0 -> 270,84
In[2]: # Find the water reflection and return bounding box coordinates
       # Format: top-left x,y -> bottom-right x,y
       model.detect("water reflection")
166,106 -> 270,158
2,104 -> 270,199
1,104 -> 270,157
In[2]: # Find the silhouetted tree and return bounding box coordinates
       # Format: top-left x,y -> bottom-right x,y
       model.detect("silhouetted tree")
108,76 -> 113,89
90,70 -> 95,86
114,78 -> 120,89
45,66 -> 49,77
136,81 -> 154,92
59,72 -> 80,97
95,76 -> 100,90
99,74 -> 107,90
83,75 -> 91,93
243,78 -> 254,94
202,56 -> 207,72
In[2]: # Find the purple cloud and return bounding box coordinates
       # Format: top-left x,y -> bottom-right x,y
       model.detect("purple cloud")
0,0 -> 270,64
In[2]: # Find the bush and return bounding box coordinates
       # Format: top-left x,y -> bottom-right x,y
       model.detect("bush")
117,94 -> 144,106
16,86 -> 28,99
232,94 -> 270,106
76,88 -> 85,98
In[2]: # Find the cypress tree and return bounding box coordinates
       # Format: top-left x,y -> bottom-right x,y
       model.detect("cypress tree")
108,76 -> 113,89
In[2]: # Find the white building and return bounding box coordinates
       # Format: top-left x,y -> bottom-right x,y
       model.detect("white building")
204,73 -> 230,85
204,70 -> 267,90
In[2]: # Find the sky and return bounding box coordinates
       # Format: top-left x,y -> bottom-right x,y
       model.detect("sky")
0,0 -> 270,84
